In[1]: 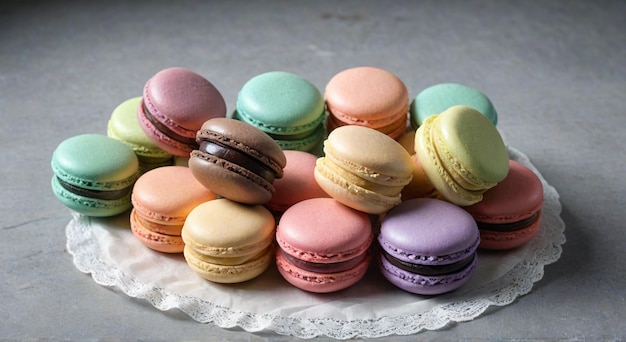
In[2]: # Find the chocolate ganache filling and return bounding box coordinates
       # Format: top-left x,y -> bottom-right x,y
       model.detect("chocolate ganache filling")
57,178 -> 131,200
280,249 -> 368,274
478,212 -> 540,232
142,103 -> 197,146
199,140 -> 276,183
382,250 -> 476,276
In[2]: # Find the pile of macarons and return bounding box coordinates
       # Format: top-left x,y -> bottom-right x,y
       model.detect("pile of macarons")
51,66 -> 544,295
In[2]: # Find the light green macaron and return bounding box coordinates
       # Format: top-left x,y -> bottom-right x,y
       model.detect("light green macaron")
410,83 -> 498,129
51,134 -> 139,217
233,71 -> 326,152
107,97 -> 173,172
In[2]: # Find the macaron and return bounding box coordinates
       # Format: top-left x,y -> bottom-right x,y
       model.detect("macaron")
325,66 -> 409,139
137,67 -> 227,157
189,118 -> 287,205
378,198 -> 480,295
107,97 -> 174,173
414,105 -> 509,206
410,83 -> 498,129
265,150 -> 330,214
181,198 -> 276,283
51,134 -> 139,217
401,154 -> 438,201
130,166 -> 217,253
233,71 -> 326,152
464,160 -> 544,250
314,125 -> 414,214
275,198 -> 373,293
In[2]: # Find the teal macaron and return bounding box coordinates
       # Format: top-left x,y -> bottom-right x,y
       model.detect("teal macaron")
51,134 -> 139,217
232,71 -> 326,152
410,83 -> 498,129
107,97 -> 174,173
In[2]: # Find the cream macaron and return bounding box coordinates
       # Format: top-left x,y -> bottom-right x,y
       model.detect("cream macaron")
314,125 -> 413,214
181,198 -> 276,283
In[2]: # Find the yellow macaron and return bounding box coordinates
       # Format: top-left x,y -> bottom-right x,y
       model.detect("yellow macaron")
314,125 -> 413,214
181,198 -> 275,283
414,105 -> 509,206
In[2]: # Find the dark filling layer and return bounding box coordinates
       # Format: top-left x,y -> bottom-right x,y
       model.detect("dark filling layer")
381,249 -> 476,276
198,140 -> 275,183
57,177 -> 131,200
280,249 -> 368,274
142,103 -> 197,146
265,128 -> 319,141
478,212 -> 540,232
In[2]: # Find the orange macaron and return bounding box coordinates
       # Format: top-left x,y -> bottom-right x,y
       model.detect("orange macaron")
130,166 -> 217,253
324,66 -> 409,140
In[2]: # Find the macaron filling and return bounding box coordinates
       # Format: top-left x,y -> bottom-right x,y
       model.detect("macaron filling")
381,249 -> 476,276
141,102 -> 197,147
198,140 -> 276,183
278,249 -> 368,274
477,211 -> 541,232
56,177 -> 132,200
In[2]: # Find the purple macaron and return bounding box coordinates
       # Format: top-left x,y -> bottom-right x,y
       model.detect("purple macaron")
377,198 -> 480,295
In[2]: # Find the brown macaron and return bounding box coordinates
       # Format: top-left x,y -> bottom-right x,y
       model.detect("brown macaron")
189,118 -> 287,204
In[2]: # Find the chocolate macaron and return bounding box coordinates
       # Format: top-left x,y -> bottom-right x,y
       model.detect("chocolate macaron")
189,118 -> 287,205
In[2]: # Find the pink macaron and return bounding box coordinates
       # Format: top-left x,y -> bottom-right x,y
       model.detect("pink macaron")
130,166 -> 217,253
464,160 -> 544,250
138,67 -> 227,157
275,198 -> 373,293
265,150 -> 330,214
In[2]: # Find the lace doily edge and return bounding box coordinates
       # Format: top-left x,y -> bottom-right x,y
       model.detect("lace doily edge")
65,145 -> 566,339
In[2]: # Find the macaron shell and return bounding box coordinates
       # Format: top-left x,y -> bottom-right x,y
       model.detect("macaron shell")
314,160 -> 402,214
181,199 -> 275,258
235,71 -> 325,134
276,198 -> 373,264
410,83 -> 498,129
378,198 -> 479,266
143,67 -> 226,135
323,125 -> 413,186
184,244 -> 274,283
415,114 -> 485,206
197,118 -> 287,175
435,105 -> 509,185
131,166 -> 217,225
51,176 -> 131,217
107,97 -> 173,160
266,151 -> 329,213
378,250 -> 477,295
189,153 -> 275,204
325,66 -> 408,124
465,160 -> 544,224
51,134 -> 139,190
276,249 -> 371,293
401,154 -> 438,201
130,209 -> 185,253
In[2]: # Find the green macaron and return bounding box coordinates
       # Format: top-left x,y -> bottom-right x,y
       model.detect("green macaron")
107,97 -> 173,173
232,71 -> 326,152
410,83 -> 498,129
51,134 -> 139,217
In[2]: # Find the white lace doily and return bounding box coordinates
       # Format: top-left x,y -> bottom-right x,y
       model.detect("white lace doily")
65,145 -> 565,339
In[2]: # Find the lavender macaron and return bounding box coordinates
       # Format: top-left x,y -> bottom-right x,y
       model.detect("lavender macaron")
377,198 -> 480,295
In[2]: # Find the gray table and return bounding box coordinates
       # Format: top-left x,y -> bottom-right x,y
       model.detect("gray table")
2,1 -> 624,340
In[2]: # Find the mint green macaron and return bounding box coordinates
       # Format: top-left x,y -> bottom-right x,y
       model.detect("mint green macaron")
107,97 -> 173,173
410,83 -> 498,129
233,71 -> 326,152
51,134 -> 139,217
